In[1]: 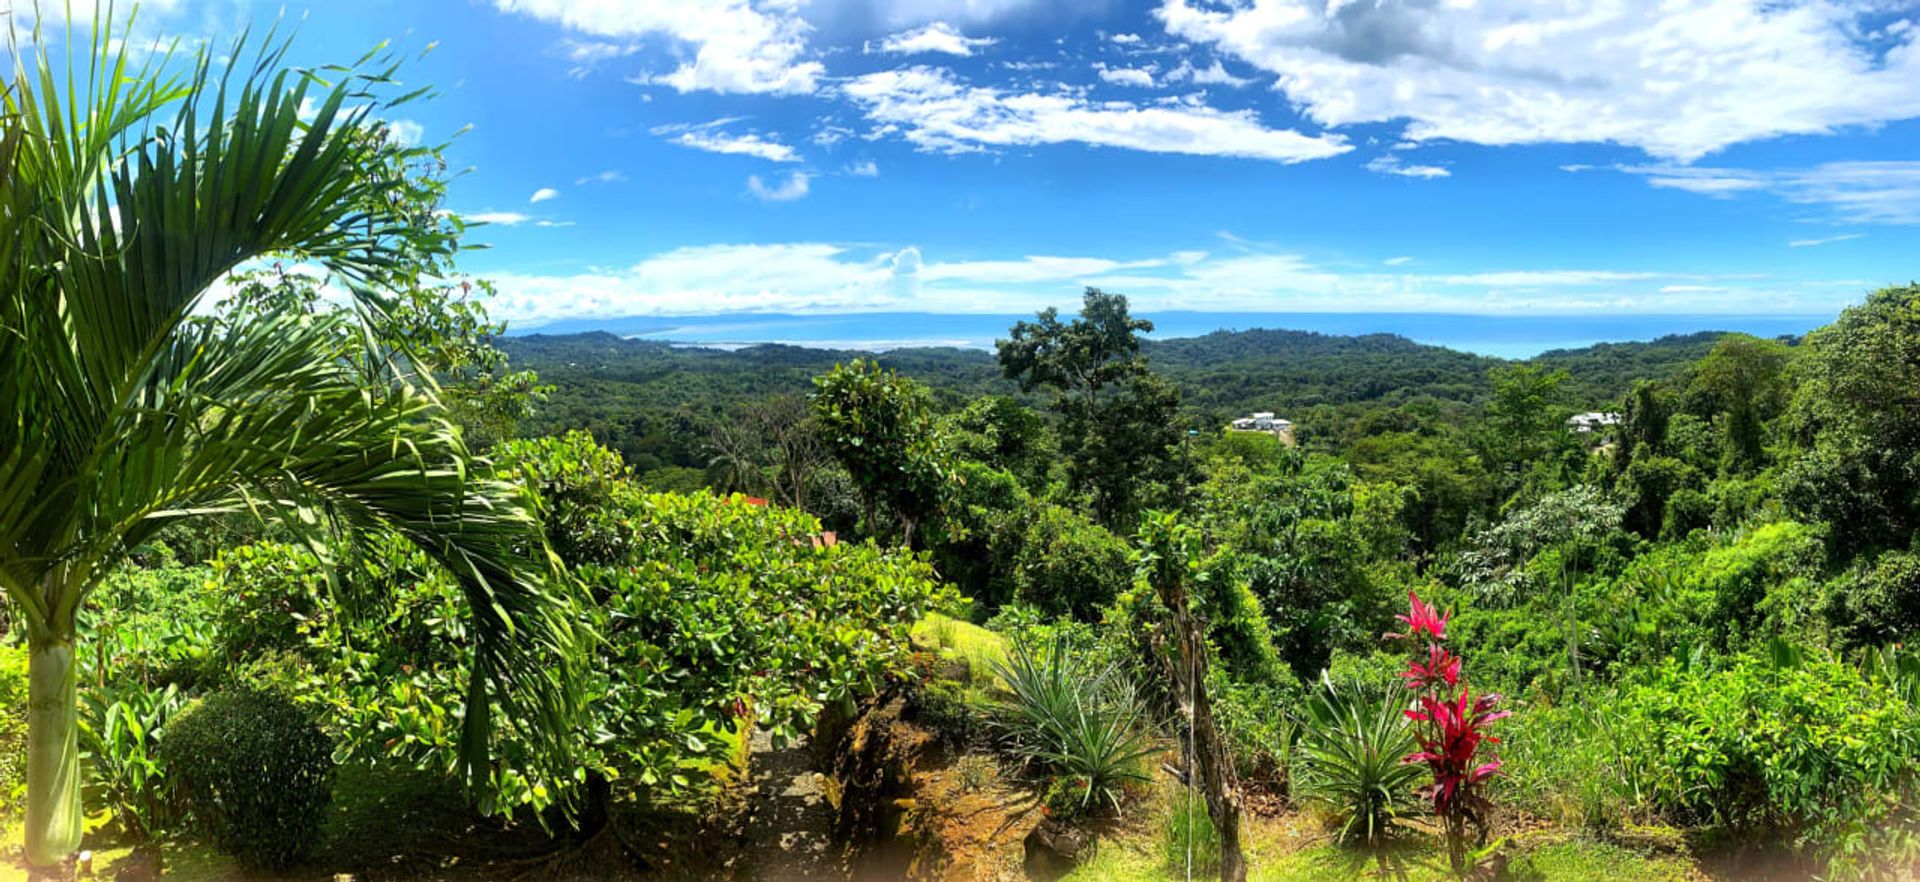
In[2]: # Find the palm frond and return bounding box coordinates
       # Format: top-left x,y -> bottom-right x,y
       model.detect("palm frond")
0,5 -> 578,803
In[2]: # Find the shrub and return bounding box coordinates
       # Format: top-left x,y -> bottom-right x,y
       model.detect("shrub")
165,688 -> 335,870
1824,549 -> 1920,650
1684,520 -> 1825,643
1215,679 -> 1298,790
1293,673 -> 1422,842
992,633 -> 1159,815
1617,653 -> 1920,876
0,644 -> 25,819
930,461 -> 1030,610
910,679 -> 989,748
1012,504 -> 1131,621
955,754 -> 998,792
1661,487 -> 1713,539
79,680 -> 189,838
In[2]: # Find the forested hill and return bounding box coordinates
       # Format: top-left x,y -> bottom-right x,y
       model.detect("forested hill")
502,325 -> 1740,423
1533,331 -> 1736,404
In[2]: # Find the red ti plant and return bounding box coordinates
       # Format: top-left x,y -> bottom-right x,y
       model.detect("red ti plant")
1389,591 -> 1509,876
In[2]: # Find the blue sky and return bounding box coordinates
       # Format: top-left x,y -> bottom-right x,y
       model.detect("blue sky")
24,0 -> 1920,328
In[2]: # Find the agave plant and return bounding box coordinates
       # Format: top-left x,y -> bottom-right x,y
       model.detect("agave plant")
0,11 -> 577,867
1293,673 -> 1422,842
992,632 -> 1160,815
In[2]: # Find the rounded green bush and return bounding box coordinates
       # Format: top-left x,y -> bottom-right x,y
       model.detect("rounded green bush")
163,688 -> 334,869
1012,504 -> 1130,621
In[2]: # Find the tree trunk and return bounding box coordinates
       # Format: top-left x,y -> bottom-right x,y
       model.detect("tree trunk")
575,770 -> 613,840
25,634 -> 82,868
1158,583 -> 1246,881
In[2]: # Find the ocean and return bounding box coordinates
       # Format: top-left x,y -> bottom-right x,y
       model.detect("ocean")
510,311 -> 1836,360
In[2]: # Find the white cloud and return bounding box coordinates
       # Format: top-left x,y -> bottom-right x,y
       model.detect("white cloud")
848,160 -> 880,177
1660,285 -> 1729,294
1790,233 -> 1865,248
872,22 -> 995,56
1429,270 -> 1665,288
530,187 -> 561,204
494,0 -> 823,94
1618,161 -> 1920,224
485,243 -> 920,323
920,255 -> 1167,285
575,170 -> 628,185
1383,256 -> 1413,266
1164,57 -> 1254,87
481,241 -> 1869,324
862,0 -> 1047,28
1096,64 -> 1157,88
840,65 -> 1350,163
1111,32 -> 1144,45
457,210 -> 573,229
385,119 -> 425,147
1157,0 -> 1920,161
656,121 -> 802,162
559,38 -> 635,64
467,211 -> 534,226
747,171 -> 812,201
1365,154 -> 1449,179
557,38 -> 637,77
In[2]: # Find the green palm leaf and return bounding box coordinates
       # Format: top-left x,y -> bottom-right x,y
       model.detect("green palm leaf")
1,8 -> 576,866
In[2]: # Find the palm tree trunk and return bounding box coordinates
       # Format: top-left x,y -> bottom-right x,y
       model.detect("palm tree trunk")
25,633 -> 82,868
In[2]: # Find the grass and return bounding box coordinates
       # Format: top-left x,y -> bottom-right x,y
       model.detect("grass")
912,612 -> 1010,683
1,819 -> 240,882
1064,822 -> 1701,882
1161,787 -> 1222,878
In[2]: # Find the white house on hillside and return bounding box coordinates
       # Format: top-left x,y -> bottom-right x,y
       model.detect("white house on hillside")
1567,411 -> 1621,433
1229,412 -> 1295,444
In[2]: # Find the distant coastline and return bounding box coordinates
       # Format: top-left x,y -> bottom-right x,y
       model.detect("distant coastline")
506,311 -> 1836,359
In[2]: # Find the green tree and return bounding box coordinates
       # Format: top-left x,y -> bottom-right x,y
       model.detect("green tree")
997,287 -> 1154,412
812,359 -> 953,546
1479,363 -> 1573,499
1782,285 -> 1920,554
1615,380 -> 1675,469
998,289 -> 1191,526
1199,453 -> 1409,676
945,395 -> 1053,491
0,25 -> 575,866
1691,334 -> 1789,474
1458,485 -> 1628,688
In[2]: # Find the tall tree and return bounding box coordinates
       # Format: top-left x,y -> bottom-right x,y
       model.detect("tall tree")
1691,333 -> 1790,474
0,20 -> 576,866
998,289 -> 1191,526
707,393 -> 827,510
997,287 -> 1154,411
